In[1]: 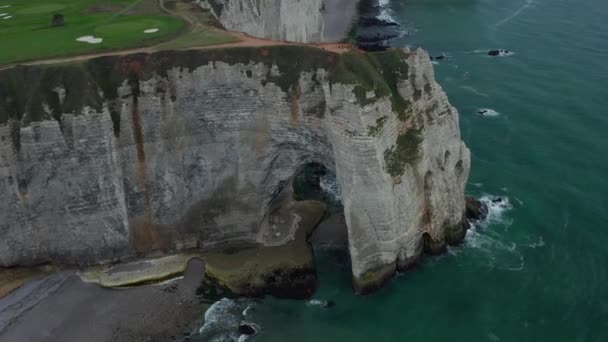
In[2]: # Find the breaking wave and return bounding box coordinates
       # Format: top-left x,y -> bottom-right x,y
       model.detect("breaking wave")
477,108 -> 500,117
460,195 -> 541,271
191,298 -> 259,342
377,0 -> 396,24
320,174 -> 342,202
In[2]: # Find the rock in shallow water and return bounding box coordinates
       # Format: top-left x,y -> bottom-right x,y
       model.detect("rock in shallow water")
465,196 -> 489,222
488,49 -> 511,56
238,322 -> 258,335
320,300 -> 336,309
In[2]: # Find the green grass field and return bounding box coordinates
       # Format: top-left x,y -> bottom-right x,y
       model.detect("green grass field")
0,0 -> 185,65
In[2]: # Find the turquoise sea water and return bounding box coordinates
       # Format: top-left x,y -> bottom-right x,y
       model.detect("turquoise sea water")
224,1 -> 608,341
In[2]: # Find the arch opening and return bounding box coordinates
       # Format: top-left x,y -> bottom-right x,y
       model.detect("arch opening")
291,162 -> 352,294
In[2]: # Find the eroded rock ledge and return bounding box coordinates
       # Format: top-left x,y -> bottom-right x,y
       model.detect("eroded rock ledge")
0,46 -> 470,293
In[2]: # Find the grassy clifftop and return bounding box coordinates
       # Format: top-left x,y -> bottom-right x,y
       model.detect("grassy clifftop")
0,0 -> 185,65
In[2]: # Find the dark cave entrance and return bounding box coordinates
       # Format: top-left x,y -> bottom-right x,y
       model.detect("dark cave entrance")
292,163 -> 352,289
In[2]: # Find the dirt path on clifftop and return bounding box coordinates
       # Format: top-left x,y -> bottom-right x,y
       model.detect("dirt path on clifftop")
0,30 -> 354,71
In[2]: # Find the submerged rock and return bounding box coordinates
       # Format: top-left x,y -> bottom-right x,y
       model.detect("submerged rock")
238,322 -> 258,335
465,196 -> 489,222
320,300 -> 336,309
488,49 -> 511,56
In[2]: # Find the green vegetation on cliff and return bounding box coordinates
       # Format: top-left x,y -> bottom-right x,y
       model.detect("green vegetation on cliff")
383,129 -> 423,177
0,46 -> 416,131
329,49 -> 412,118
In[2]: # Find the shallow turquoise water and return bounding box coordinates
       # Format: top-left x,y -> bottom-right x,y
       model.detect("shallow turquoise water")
251,0 -> 608,340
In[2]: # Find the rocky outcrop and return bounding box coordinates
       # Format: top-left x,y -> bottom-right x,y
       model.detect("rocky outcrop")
200,0 -> 357,42
0,46 -> 470,292
199,200 -> 326,299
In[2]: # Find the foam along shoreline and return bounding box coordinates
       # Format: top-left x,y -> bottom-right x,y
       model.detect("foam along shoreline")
377,0 -> 396,23
0,259 -> 209,341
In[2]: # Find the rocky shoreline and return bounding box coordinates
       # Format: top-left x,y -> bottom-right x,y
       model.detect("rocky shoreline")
0,259 -> 209,342
0,195 -> 488,340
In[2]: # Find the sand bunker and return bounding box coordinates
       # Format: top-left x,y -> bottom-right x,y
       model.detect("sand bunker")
144,28 -> 159,33
0,5 -> 11,9
2,15 -> 11,19
76,35 -> 103,44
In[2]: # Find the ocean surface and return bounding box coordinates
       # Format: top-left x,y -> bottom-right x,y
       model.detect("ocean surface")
201,0 -> 608,341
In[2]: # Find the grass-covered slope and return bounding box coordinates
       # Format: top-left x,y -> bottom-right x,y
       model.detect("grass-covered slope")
0,0 -> 184,65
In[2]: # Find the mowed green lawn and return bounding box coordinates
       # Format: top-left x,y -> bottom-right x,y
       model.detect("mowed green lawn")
0,0 -> 185,65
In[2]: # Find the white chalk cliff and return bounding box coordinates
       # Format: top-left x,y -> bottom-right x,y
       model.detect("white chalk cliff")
0,46 -> 469,291
201,0 -> 357,43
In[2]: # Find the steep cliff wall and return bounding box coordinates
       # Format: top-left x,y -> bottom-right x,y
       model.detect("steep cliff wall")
0,46 -> 469,291
201,0 -> 357,42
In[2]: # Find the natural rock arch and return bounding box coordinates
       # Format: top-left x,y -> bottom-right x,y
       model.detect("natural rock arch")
0,48 -> 470,293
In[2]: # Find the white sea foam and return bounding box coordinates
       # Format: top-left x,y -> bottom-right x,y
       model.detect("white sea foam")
467,49 -> 488,54
479,195 -> 513,222
76,35 -> 103,44
465,195 -> 513,245
144,28 -> 159,33
507,254 -> 525,271
466,49 -> 514,57
462,195 -> 531,271
494,50 -> 515,57
431,61 -> 439,65
307,299 -> 324,306
476,108 -> 500,117
377,0 -> 396,24
195,298 -> 260,342
527,236 -> 545,248
197,298 -> 242,341
320,174 -> 342,202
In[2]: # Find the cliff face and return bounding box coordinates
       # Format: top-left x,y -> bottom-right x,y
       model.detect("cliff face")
0,46 -> 469,291
202,0 -> 356,42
